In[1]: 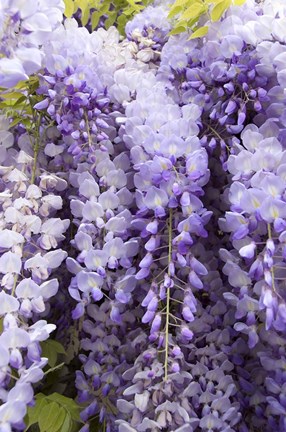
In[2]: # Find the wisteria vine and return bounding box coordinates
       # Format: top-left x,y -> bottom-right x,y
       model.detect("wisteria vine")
1,0 -> 286,431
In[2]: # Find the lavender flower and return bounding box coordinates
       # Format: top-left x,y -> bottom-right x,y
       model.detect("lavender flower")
0,0 -> 64,86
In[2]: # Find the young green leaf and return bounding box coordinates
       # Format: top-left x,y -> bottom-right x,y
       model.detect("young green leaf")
104,11 -> 117,29
211,0 -> 231,21
189,25 -> 209,39
74,0 -> 89,8
63,0 -> 75,17
168,6 -> 183,19
91,10 -> 101,30
80,4 -> 90,26
169,24 -> 188,36
99,2 -> 111,15
180,2 -> 206,21
169,0 -> 190,8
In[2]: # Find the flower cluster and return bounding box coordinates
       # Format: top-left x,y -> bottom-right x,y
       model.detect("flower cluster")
125,4 -> 171,54
0,0 -> 64,87
220,122 -> 286,338
2,0 -> 286,431
76,300 -> 146,432
31,15 -> 164,429
0,117 -> 69,429
116,257 -> 245,431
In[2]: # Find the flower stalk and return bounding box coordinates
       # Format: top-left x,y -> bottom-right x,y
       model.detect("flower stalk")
164,208 -> 173,382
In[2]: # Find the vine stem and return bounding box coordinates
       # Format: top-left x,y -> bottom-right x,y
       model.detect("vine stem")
164,208 -> 173,381
267,223 -> 277,294
11,273 -> 18,297
84,110 -> 92,147
30,113 -> 41,184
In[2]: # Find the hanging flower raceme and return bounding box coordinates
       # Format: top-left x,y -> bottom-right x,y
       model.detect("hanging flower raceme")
122,79 -> 211,330
111,68 -> 219,428
116,258 -> 246,432
63,84 -> 142,427
75,300 -> 148,432
219,120 -> 286,348
66,152 -> 138,321
0,117 -> 69,429
34,13 -> 168,429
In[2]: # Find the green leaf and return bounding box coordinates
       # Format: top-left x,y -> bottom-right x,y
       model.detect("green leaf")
46,407 -> 66,432
28,75 -> 40,91
169,24 -> 188,35
8,117 -> 24,129
51,340 -> 66,355
25,397 -> 47,430
117,14 -> 128,34
169,0 -> 189,8
38,402 -> 60,432
63,0 -> 75,17
168,5 -> 182,19
46,394 -> 81,422
126,0 -> 143,10
14,80 -> 29,90
25,394 -> 82,432
180,2 -> 206,21
233,0 -> 246,4
211,0 -> 231,21
21,118 -> 34,127
91,11 -> 101,30
104,11 -> 117,29
189,25 -> 209,39
0,91 -> 25,100
41,339 -> 66,368
13,95 -> 28,107
99,2 -> 110,15
81,4 -> 91,26
74,0 -> 89,8
60,413 -> 72,432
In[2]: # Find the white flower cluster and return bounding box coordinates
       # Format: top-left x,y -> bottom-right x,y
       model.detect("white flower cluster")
0,0 -> 64,87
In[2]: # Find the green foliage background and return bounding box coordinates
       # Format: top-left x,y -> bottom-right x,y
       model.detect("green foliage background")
63,0 -> 153,34
62,0 -> 246,38
168,0 -> 246,38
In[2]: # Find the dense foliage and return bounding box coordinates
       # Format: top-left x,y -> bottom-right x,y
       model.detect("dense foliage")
1,0 -> 286,431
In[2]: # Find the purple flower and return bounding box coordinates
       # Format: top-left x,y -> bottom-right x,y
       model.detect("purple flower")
143,187 -> 169,211
260,197 -> 286,222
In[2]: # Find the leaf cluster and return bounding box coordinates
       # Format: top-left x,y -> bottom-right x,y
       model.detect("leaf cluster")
63,0 -> 153,34
25,393 -> 82,432
0,76 -> 43,132
24,338 -> 83,432
25,339 -> 81,432
168,0 -> 246,39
